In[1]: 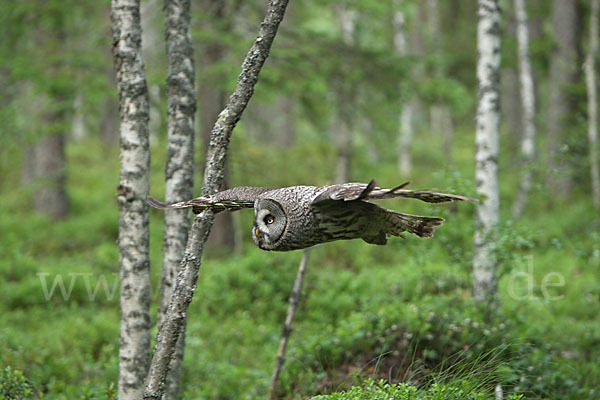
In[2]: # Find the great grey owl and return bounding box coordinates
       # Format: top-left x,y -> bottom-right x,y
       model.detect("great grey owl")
148,180 -> 476,251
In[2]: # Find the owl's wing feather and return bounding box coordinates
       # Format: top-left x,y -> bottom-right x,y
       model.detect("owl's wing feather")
312,179 -> 477,205
148,186 -> 276,214
312,180 -> 378,203
364,188 -> 478,203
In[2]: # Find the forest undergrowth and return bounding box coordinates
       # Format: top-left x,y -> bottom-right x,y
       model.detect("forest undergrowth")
0,135 -> 598,399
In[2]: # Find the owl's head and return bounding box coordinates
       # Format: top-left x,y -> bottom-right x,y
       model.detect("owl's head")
252,199 -> 287,250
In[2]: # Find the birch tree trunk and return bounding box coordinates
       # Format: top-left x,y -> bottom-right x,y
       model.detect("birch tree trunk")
157,0 -> 197,398
546,0 -> 578,192
393,1 -> 413,177
143,1 -> 289,397
511,0 -> 537,219
473,0 -> 500,304
586,0 -> 600,210
334,3 -> 357,184
111,1 -> 152,398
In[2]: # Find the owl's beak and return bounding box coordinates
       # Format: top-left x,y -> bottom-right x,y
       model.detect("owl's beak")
255,227 -> 260,238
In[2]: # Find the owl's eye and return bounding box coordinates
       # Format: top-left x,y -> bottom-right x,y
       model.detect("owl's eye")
264,215 -> 275,224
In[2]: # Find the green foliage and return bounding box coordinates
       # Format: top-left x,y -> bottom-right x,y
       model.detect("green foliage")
311,379 -> 526,400
0,367 -> 33,400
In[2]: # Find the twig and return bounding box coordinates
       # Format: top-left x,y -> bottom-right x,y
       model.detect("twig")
142,1 -> 289,398
267,248 -> 311,400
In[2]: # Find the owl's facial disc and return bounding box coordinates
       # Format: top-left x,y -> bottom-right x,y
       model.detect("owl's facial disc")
253,199 -> 286,250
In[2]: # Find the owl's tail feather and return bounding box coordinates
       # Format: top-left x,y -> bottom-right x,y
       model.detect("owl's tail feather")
385,210 -> 444,238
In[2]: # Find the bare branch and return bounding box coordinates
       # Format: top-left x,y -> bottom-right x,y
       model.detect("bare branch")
267,248 -> 311,400
143,1 -> 289,398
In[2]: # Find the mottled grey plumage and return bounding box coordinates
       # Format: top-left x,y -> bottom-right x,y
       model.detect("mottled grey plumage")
147,180 -> 476,251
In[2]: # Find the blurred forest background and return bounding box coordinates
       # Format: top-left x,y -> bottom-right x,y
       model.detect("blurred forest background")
1,0 -> 599,399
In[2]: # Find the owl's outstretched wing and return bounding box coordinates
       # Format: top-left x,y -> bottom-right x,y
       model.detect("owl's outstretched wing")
311,179 -> 477,205
148,186 -> 276,214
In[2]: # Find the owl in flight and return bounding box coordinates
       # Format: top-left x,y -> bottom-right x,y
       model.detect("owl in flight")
148,180 -> 476,251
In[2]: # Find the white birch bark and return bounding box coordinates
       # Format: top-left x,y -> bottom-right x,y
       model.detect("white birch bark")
393,1 -> 413,177
586,0 -> 600,210
111,1 -> 151,398
473,0 -> 501,303
158,0 -> 197,398
511,0 -> 537,219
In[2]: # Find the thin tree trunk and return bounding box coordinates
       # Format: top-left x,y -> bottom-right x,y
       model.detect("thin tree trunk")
473,0 -> 501,305
143,1 -> 289,397
32,129 -> 69,220
586,0 -> 600,210
157,0 -> 197,398
501,67 -> 521,146
426,0 -> 440,52
512,0 -> 537,219
398,104 -> 413,177
334,3 -> 357,184
141,0 -> 162,144
111,1 -> 152,399
333,118 -> 352,183
71,93 -> 86,140
393,1 -> 413,177
426,0 -> 452,153
442,106 -> 454,166
267,249 -> 311,400
546,0 -> 578,192
501,7 -> 521,148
